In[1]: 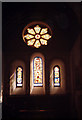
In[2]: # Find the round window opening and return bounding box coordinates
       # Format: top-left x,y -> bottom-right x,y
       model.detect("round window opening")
22,21 -> 52,48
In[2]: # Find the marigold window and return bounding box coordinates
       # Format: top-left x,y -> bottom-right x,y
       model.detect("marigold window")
33,57 -> 43,86
16,66 -> 23,87
22,22 -> 52,48
53,65 -> 60,87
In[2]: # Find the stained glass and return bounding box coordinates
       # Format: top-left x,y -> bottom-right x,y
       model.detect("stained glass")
34,25 -> 41,33
34,40 -> 41,48
27,28 -> 35,35
23,24 -> 52,48
55,67 -> 59,72
16,67 -> 23,87
40,39 -> 47,45
53,66 -> 60,87
27,39 -> 35,45
33,57 -> 43,86
41,34 -> 51,40
24,34 -> 34,40
55,72 -> 59,77
40,28 -> 48,35
35,34 -> 40,39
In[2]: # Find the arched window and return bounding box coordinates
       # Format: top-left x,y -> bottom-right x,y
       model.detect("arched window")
10,60 -> 25,95
33,57 -> 43,87
16,66 -> 23,87
30,53 -> 45,95
53,65 -> 60,87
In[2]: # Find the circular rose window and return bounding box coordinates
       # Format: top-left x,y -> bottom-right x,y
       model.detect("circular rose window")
22,21 -> 52,48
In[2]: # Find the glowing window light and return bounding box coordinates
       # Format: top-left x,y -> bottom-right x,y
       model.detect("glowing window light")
40,39 -> 47,45
27,39 -> 35,45
40,28 -> 48,35
41,34 -> 51,40
16,66 -> 23,87
27,28 -> 35,35
22,22 -> 52,48
33,57 -> 43,87
53,66 -> 60,87
35,34 -> 40,39
34,25 -> 41,33
34,40 -> 41,48
24,34 -> 34,40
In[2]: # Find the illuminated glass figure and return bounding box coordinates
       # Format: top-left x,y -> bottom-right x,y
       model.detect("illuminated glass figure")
53,65 -> 60,87
33,57 -> 43,86
16,66 -> 23,87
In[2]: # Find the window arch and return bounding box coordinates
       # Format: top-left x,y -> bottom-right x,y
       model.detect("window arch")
16,66 -> 23,87
50,59 -> 66,94
33,57 -> 43,87
30,53 -> 45,95
53,65 -> 60,87
10,60 -> 26,95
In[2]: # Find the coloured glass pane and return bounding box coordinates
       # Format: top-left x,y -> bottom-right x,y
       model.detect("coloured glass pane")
40,28 -> 48,35
53,66 -> 60,87
54,78 -> 60,86
40,39 -> 47,45
35,34 -> 40,39
24,34 -> 34,40
27,28 -> 35,35
16,67 -> 23,87
55,72 -> 59,77
27,39 -> 35,45
41,34 -> 51,40
23,24 -> 52,48
33,57 -> 43,86
34,25 -> 41,33
34,40 -> 41,48
54,67 -> 59,72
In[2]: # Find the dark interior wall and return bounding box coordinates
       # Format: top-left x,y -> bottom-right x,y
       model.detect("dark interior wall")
2,2 -> 80,120
69,35 -> 80,119
2,1 -> 80,102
